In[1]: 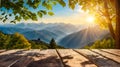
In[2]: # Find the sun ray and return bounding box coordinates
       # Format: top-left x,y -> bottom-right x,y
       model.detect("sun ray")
86,16 -> 95,24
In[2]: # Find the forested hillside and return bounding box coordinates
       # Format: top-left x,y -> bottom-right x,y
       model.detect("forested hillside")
84,33 -> 115,49
0,31 -> 64,49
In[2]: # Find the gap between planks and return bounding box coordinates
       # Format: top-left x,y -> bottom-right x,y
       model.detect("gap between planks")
90,49 -> 120,64
74,49 -> 120,67
10,49 -> 41,67
0,49 -> 26,67
99,49 -> 120,57
0,49 -> 120,67
55,49 -> 65,67
11,49 -> 63,67
73,49 -> 99,67
57,49 -> 97,67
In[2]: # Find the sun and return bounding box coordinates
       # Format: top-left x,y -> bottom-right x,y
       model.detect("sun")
86,16 -> 95,24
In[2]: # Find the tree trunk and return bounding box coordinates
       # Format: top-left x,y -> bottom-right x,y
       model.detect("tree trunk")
115,0 -> 120,49
104,0 -> 116,39
107,18 -> 116,39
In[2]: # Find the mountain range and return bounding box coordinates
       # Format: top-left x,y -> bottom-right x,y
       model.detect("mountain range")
0,23 -> 109,48
0,23 -> 82,43
58,26 -> 109,48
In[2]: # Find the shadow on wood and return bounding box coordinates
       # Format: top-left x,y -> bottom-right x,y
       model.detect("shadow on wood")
27,56 -> 61,67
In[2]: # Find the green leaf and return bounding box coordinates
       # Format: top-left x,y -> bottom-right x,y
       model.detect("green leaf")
58,0 -> 66,7
30,13 -> 37,21
10,20 -> 16,23
48,12 -> 54,16
2,12 -> 5,15
15,16 -> 21,21
0,17 -> 4,20
71,4 -> 75,9
40,10 -> 47,15
46,4 -> 52,10
68,0 -> 76,10
5,15 -> 7,19
42,1 -> 47,7
9,14 -> 12,16
37,11 -> 43,18
42,1 -> 52,10
33,0 -> 41,9
52,1 -> 57,5
3,19 -> 7,23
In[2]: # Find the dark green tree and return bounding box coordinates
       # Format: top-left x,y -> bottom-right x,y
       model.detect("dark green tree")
0,32 -> 6,49
0,31 -> 11,49
49,38 -> 57,49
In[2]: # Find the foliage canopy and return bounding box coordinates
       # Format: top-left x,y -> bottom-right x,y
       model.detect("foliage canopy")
0,0 -> 66,23
0,32 -> 31,49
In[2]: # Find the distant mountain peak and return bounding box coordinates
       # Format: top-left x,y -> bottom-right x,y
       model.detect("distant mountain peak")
59,26 -> 109,48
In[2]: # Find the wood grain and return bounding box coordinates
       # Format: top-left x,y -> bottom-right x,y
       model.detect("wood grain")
57,49 -> 97,67
0,50 -> 6,53
74,49 -> 120,67
101,49 -> 120,57
0,50 -> 23,67
92,49 -> 120,64
0,49 -> 119,67
11,49 -> 40,67
26,49 -> 63,67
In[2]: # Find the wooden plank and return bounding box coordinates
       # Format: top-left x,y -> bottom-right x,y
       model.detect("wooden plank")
0,50 -> 6,53
11,56 -> 34,67
0,50 -> 20,55
12,49 -> 63,67
13,49 -> 40,56
92,49 -> 120,64
0,50 -> 22,61
57,49 -> 97,67
27,49 -> 63,67
101,49 -> 120,57
0,50 -> 23,67
0,49 -> 41,67
11,49 -> 40,67
74,49 -> 120,67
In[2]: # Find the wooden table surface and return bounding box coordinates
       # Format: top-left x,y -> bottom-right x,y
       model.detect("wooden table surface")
0,49 -> 120,67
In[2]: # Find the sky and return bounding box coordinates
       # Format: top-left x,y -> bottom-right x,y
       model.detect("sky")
38,5 -> 89,25
32,2 -> 90,25
0,0 -> 92,25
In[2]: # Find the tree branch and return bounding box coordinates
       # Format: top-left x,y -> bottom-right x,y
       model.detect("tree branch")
103,0 -> 116,39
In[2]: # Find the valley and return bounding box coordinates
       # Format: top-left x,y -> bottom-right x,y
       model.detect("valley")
0,23 -> 109,48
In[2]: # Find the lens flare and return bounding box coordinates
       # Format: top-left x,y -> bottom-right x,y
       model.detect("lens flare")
86,16 -> 95,23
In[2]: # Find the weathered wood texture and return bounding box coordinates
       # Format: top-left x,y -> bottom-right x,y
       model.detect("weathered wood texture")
57,49 -> 97,67
12,49 -> 63,67
0,49 -> 119,67
92,49 -> 120,63
0,50 -> 6,53
74,49 -> 120,67
101,49 -> 120,57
